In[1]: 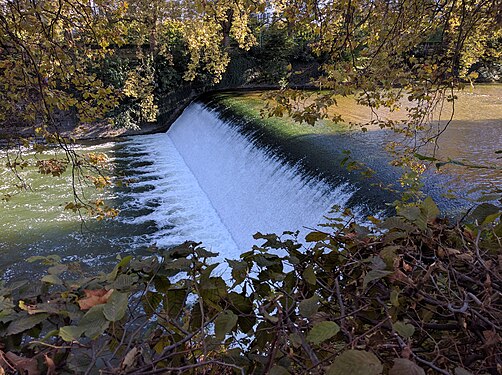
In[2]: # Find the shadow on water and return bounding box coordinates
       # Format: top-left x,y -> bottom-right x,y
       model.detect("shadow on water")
204,94 -> 501,217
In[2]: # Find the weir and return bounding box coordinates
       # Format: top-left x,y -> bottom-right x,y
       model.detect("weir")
135,102 -> 353,252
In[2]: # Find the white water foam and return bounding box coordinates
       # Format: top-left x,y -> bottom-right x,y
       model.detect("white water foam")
122,102 -> 354,256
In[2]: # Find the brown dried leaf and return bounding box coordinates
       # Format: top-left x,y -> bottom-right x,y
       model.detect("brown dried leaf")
121,347 -> 140,370
44,355 -> 56,375
482,330 -> 500,348
389,270 -> 414,285
78,289 -> 114,310
4,352 -> 40,375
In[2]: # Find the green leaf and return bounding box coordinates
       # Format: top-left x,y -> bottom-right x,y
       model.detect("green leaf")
307,321 -> 340,345
380,246 -> 398,268
393,321 -> 415,338
41,274 -> 63,285
389,359 -> 425,375
414,153 -> 438,162
214,310 -> 238,340
79,305 -> 109,339
327,350 -> 383,375
103,291 -> 128,322
227,259 -> 248,284
421,197 -> 439,221
363,270 -> 392,289
7,313 -> 49,335
48,264 -> 68,275
59,326 -> 84,341
164,289 -> 186,318
299,295 -> 319,318
143,291 -> 162,317
482,212 -> 501,225
303,265 -> 316,285
305,231 -> 328,242
398,206 -> 420,221
113,274 -> 137,290
153,276 -> 170,293
469,203 -> 500,224
390,288 -> 400,307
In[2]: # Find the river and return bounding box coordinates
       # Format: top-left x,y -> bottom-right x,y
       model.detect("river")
0,85 -> 500,278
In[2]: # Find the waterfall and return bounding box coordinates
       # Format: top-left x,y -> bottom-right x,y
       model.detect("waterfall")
163,102 -> 353,251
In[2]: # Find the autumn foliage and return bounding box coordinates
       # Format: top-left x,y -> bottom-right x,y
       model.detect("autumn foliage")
0,198 -> 500,374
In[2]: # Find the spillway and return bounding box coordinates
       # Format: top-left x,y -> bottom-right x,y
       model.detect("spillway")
121,102 -> 354,255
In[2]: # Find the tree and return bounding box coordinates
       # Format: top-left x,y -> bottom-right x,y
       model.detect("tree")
261,0 -> 501,199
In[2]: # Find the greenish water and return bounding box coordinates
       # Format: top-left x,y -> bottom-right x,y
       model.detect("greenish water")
1,85 -> 500,279
212,85 -> 502,206
0,143 -> 155,278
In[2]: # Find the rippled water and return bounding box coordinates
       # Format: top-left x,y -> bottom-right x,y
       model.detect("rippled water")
0,104 -> 351,278
1,85 -> 500,278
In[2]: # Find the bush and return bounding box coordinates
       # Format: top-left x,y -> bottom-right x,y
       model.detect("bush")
0,199 -> 500,374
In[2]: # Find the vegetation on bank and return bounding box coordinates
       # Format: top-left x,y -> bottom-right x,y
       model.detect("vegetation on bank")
0,198 -> 501,374
1,0 -> 501,373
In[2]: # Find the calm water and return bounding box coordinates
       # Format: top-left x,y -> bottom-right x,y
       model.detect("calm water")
1,85 -> 500,277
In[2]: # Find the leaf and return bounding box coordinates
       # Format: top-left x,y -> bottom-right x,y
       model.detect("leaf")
307,321 -> 340,345
305,231 -> 328,242
164,289 -> 186,318
454,368 -> 474,375
363,270 -> 393,289
303,265 -> 316,285
389,359 -> 425,375
380,246 -> 399,268
103,291 -> 129,322
121,347 -> 140,370
79,305 -> 109,339
143,291 -> 163,317
398,206 -> 420,221
214,311 -> 238,340
393,321 -> 415,338
44,354 -> 56,375
421,197 -> 439,221
78,289 -> 113,310
270,366 -> 291,375
327,350 -> 383,375
227,259 -> 248,284
470,203 -> 500,224
153,276 -> 170,293
7,313 -> 49,335
299,295 -> 319,318
41,274 -> 63,285
47,264 -> 68,275
113,274 -> 136,290
4,352 -> 40,375
414,153 -> 438,162
59,326 -> 84,341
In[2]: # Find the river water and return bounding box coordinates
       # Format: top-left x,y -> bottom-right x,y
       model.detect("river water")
0,85 -> 500,277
